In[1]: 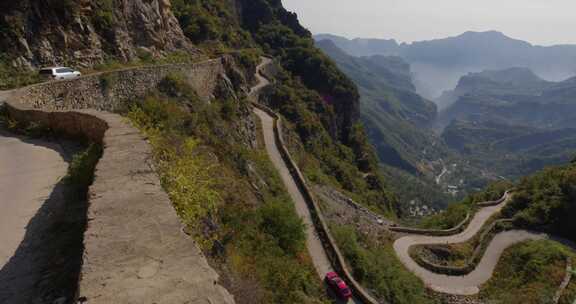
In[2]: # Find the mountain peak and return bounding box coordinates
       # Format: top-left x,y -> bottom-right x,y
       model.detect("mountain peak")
471,67 -> 545,84
460,30 -> 507,38
455,30 -> 521,43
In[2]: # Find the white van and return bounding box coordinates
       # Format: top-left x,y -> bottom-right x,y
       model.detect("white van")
39,67 -> 82,80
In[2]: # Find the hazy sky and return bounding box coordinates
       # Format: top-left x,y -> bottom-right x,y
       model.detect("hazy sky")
282,0 -> 576,46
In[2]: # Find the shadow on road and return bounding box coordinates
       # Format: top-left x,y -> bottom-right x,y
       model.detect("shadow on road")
0,128 -> 79,162
0,159 -> 88,304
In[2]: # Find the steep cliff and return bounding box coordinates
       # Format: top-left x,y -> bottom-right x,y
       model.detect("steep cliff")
0,0 -> 197,67
315,39 -> 438,172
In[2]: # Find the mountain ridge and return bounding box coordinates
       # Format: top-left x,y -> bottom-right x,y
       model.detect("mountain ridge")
315,31 -> 576,99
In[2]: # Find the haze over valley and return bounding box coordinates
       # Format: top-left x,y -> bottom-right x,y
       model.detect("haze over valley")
316,31 -> 576,102
315,31 -> 576,213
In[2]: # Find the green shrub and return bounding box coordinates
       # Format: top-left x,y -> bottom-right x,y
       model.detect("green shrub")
92,0 -> 115,32
481,240 -> 573,304
171,0 -> 253,48
65,144 -> 102,199
235,48 -> 262,72
158,74 -> 193,98
502,163 -> 576,242
98,73 -> 118,94
0,54 -> 43,90
258,199 -> 305,255
331,225 -> 435,304
220,98 -> 239,121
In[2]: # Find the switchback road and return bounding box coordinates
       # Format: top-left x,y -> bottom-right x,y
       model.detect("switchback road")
393,195 -> 547,295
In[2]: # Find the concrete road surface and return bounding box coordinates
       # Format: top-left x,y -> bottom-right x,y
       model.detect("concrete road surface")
0,129 -> 69,301
250,58 -> 334,277
254,108 -> 334,277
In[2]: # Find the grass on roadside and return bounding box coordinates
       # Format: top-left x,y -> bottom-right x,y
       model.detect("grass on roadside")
331,224 -> 438,304
481,240 -> 575,304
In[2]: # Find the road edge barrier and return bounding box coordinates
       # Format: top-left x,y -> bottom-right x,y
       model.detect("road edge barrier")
390,191 -> 510,236
252,101 -> 381,304
409,219 -> 514,276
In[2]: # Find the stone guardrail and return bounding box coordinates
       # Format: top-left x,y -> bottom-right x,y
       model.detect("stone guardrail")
389,191 -> 510,236
390,212 -> 472,236
553,258 -> 573,304
410,219 -> 514,276
12,58 -> 225,112
251,102 -> 381,304
476,190 -> 510,207
4,100 -> 235,303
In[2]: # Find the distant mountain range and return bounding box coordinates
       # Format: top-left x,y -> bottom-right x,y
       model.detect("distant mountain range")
439,68 -> 576,178
439,69 -> 576,130
315,31 -> 576,101
316,35 -> 576,207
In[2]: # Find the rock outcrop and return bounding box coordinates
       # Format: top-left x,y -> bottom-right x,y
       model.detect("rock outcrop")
0,0 -> 197,68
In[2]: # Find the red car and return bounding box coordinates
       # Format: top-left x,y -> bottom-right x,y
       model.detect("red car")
325,272 -> 352,300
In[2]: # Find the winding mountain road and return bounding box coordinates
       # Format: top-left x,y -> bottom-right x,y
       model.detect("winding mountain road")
393,194 -> 547,295
250,58 -> 333,277
0,129 -> 69,302
251,59 -> 363,304
249,57 -> 568,301
254,108 -> 334,277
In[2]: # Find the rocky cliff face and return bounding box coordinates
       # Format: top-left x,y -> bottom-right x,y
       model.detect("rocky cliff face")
0,0 -> 197,68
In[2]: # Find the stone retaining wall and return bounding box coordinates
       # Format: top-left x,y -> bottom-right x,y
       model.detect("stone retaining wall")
390,213 -> 472,236
4,101 -> 235,304
13,59 -> 225,111
553,258 -> 573,304
252,102 -> 381,304
476,191 -> 510,207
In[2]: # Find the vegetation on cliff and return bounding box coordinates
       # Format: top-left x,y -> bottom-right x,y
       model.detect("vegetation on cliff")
0,54 -> 42,90
171,0 -> 253,51
127,76 -> 326,303
481,240 -> 575,304
231,0 -> 399,215
331,225 -> 436,303
502,161 -> 576,243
